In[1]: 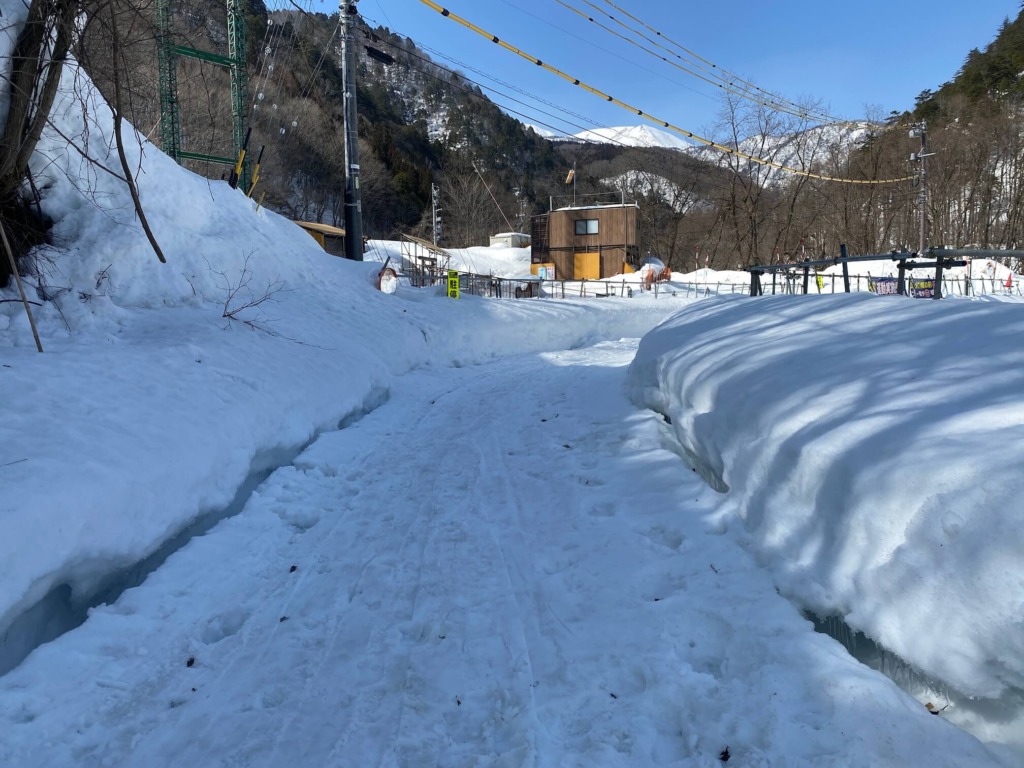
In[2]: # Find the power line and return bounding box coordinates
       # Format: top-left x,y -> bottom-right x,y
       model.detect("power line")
597,0 -> 853,125
561,0 -> 844,125
415,0 -> 913,186
414,41 -> 608,131
359,24 -> 855,204
364,26 -> 630,142
487,0 -> 719,108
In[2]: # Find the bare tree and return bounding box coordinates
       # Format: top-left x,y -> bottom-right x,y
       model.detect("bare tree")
0,0 -> 79,284
438,161 -> 501,248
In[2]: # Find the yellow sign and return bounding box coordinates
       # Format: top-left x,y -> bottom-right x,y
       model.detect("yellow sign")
447,270 -> 460,299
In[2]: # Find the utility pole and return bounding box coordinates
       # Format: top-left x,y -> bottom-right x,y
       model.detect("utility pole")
431,183 -> 442,245
341,0 -> 364,260
909,122 -> 931,256
910,122 -> 939,296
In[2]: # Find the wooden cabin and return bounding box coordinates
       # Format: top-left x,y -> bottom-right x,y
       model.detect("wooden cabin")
530,202 -> 639,280
294,221 -> 346,258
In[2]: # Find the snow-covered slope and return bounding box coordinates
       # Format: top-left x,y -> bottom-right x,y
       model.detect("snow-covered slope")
688,121 -> 876,185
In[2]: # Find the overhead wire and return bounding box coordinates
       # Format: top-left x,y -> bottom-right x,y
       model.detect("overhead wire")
250,7 -> 286,89
298,20 -> 342,100
365,30 -> 589,140
249,16 -> 290,121
552,0 -> 824,124
242,0 -> 336,199
360,23 -> 797,203
413,40 -> 609,131
486,0 -> 719,107
364,26 -> 607,141
414,0 -> 913,185
595,0 -> 849,124
275,16 -> 342,159
561,0 -> 843,125
364,20 -> 725,159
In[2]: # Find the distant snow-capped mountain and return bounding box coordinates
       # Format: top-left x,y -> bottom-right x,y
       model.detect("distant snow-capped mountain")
524,124 -> 559,139
687,122 -> 878,185
567,125 -> 693,150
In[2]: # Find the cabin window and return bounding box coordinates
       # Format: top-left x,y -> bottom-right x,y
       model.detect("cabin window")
575,219 -> 599,235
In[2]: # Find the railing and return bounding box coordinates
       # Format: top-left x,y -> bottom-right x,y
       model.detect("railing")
394,268 -> 1022,301
759,272 -> 1022,297
400,272 -> 752,299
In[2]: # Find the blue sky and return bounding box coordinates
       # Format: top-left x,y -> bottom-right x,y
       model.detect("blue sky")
339,0 -> 1018,138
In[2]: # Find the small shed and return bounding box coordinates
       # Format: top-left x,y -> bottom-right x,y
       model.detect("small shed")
489,232 -> 531,248
530,201 -> 639,280
294,221 -> 346,258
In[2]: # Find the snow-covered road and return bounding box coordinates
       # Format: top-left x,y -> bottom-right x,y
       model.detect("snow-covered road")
0,341 -> 1001,767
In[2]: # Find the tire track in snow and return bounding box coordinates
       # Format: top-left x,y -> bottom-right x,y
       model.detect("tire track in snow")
3,342 -> 1003,767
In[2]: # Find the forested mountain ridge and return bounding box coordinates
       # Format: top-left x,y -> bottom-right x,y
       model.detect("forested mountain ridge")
913,7 -> 1024,120
352,25 -> 564,243
70,2 -> 567,245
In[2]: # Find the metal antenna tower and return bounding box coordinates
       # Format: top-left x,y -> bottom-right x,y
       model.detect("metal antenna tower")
157,0 -> 250,190
910,122 -> 939,297
909,122 -> 932,257
431,183 -> 442,245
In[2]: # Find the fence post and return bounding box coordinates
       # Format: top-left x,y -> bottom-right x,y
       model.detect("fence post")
840,243 -> 851,293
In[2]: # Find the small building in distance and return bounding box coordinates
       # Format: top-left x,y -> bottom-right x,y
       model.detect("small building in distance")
530,194 -> 639,280
294,221 -> 346,258
489,232 -> 531,248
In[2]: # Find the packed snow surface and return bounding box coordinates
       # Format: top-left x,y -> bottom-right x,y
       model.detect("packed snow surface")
1,9 -> 1022,766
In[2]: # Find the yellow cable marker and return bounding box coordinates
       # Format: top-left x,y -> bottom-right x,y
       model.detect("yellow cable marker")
416,0 -> 913,185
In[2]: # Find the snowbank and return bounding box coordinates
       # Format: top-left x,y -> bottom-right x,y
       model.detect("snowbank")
628,292 -> 1024,702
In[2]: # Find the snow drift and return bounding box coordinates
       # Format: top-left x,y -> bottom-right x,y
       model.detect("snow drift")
628,292 -> 1024,702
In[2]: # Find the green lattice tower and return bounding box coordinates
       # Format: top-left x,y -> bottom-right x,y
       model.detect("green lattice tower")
157,0 -> 250,191
227,0 -> 248,191
156,0 -> 180,162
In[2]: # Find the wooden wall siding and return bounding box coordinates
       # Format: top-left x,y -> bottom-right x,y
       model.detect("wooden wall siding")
530,216 -> 550,264
552,251 -> 573,281
544,205 -> 638,278
547,207 -> 636,250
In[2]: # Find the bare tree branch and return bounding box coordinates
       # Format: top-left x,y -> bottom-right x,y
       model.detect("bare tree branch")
108,0 -> 165,263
